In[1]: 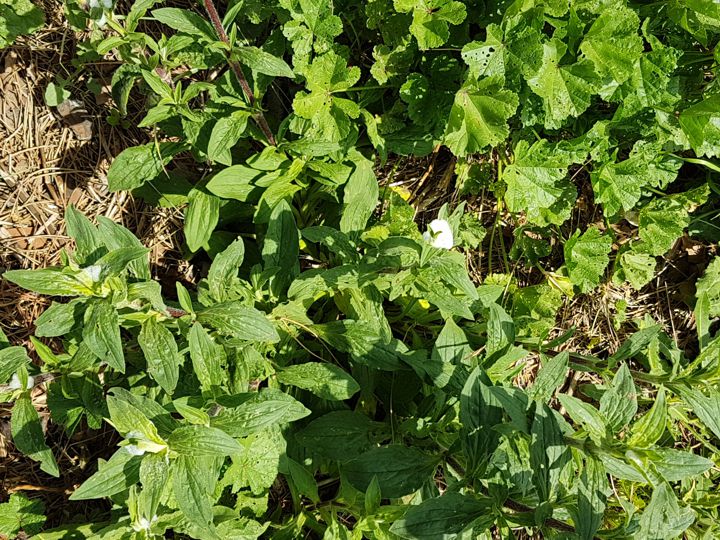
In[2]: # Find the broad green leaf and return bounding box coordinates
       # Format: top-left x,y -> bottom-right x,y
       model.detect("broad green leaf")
70,447 -> 142,500
675,385 -> 720,442
616,249 -> 656,290
557,394 -> 607,444
564,227 -> 612,293
295,410 -> 384,460
599,364 -> 637,433
579,4 -> 643,86
0,0 -> 44,48
185,188 -> 220,253
608,325 -> 660,367
139,452 -> 168,520
277,362 -> 360,400
696,257 -> 720,349
638,197 -> 688,256
394,0 -> 466,50
211,389 -> 310,437
302,226 -> 357,261
628,386 -> 667,448
106,394 -> 164,446
151,7 -> 215,40
34,299 -> 84,337
281,456 -> 319,503
342,445 -> 438,498
188,323 -> 225,392
262,199 -> 300,297
225,428 -> 284,494
65,205 -> 102,264
679,94 -> 720,158
573,457 -> 608,540
460,367 -> 503,472
426,317 -> 470,390
138,317 -> 182,394
3,268 -> 93,296
97,216 -> 151,280
503,140 -> 576,226
530,403 -> 571,502
11,396 -> 59,477
527,39 -> 599,129
173,455 -> 217,534
389,492 -> 491,539
197,302 -> 279,342
646,447 -> 713,482
107,142 -> 182,192
528,352 -> 568,403
0,346 -> 31,384
340,152 -> 379,235
444,76 -> 519,157
83,300 -> 124,372
235,46 -> 294,78
0,493 -> 45,537
207,238 -> 245,303
168,425 -> 242,456
205,165 -> 263,202
207,112 -> 250,165
486,303 -> 514,357
637,484 -> 695,539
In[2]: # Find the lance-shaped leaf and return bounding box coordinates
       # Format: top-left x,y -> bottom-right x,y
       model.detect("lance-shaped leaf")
138,317 -> 182,394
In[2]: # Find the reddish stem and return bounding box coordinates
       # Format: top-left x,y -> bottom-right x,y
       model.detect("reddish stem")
202,0 -> 277,146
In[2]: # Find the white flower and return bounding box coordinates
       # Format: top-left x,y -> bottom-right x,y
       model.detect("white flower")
125,444 -> 145,456
8,373 -> 34,390
422,219 -> 454,249
81,264 -> 102,282
88,0 -> 100,8
95,13 -> 107,27
100,0 -> 112,8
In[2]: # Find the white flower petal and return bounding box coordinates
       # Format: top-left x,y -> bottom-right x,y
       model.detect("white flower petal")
82,264 -> 103,282
8,373 -> 33,390
100,0 -> 112,8
125,444 -> 145,456
424,219 -> 454,249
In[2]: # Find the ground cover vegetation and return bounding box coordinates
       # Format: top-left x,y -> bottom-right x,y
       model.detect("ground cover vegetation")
1,0 -> 720,537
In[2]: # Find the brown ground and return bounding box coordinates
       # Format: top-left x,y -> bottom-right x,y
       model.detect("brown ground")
0,0 -> 712,533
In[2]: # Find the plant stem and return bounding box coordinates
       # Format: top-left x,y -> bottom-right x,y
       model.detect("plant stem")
202,0 -> 277,146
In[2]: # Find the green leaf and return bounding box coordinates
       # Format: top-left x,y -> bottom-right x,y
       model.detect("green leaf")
579,4 -> 643,87
527,39 -> 599,129
389,492 -> 491,539
0,0 -> 44,47
207,238 -> 245,303
599,364 -> 637,433
628,386 -> 667,448
188,323 -> 225,392
11,396 -> 59,477
207,112 -> 250,165
106,394 -> 164,446
394,0 -> 466,50
139,452 -> 168,520
342,445 -> 438,498
486,303 -> 515,357
138,317 -> 182,394
637,484 -> 695,539
444,76 -> 519,157
97,216 -> 152,280
696,257 -> 720,349
608,325 -> 661,368
675,385 -> 720,442
280,456 -> 319,503
34,299 -> 84,337
530,403 -> 571,503
107,142 -> 182,192
151,7 -> 215,40
0,346 -> 31,384
340,151 -> 379,235
573,457 -> 608,540
173,455 -> 217,533
262,199 -> 300,297
0,493 -> 45,537
205,165 -> 263,202
197,302 -> 279,342
185,188 -> 221,253
168,425 -> 242,456
3,268 -> 93,296
679,94 -> 720,158
211,389 -> 310,437
557,394 -> 607,444
225,428 -> 284,494
295,410 -> 383,460
83,299 -> 124,372
425,317 -> 470,391
528,352 -> 568,403
277,362 -> 360,400
235,46 -> 294,78
646,447 -> 714,482
503,140 -> 576,226
616,249 -> 656,290
638,197 -> 689,256
460,367 -> 503,472
564,227 -> 612,293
